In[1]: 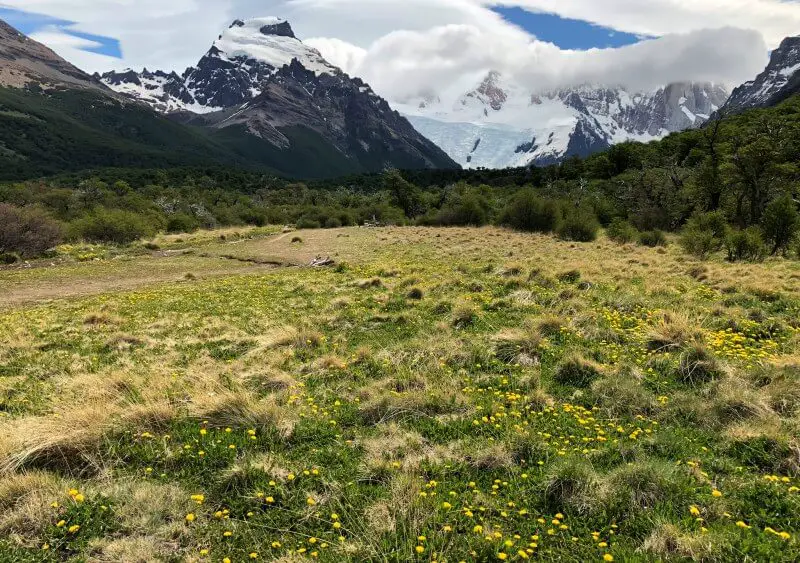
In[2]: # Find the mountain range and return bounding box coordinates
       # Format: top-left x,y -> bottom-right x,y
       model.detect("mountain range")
2,15 -> 800,180
0,17 -> 456,180
397,75 -> 729,168
97,18 -> 456,173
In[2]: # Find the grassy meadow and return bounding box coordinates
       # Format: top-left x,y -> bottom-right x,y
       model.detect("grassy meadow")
1,226 -> 799,562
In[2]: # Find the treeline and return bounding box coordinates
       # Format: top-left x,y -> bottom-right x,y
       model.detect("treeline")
1,94 -> 800,263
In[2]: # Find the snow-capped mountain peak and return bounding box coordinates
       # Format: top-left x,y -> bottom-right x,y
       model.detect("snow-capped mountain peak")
211,18 -> 335,77
98,17 -> 339,113
721,35 -> 800,114
400,71 -> 728,168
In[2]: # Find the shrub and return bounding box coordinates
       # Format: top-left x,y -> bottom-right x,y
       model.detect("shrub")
554,355 -> 602,388
503,190 -> 561,233
324,217 -> 343,228
606,219 -> 638,244
0,252 -> 19,264
679,228 -> 716,258
762,195 -> 799,255
434,189 -> 491,226
557,207 -> 600,242
639,230 -> 667,247
0,204 -> 65,258
166,212 -> 200,234
725,227 -> 766,262
679,211 -> 728,258
70,209 -> 155,244
296,218 -> 322,229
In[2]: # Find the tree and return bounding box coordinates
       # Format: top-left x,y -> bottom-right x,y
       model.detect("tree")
761,194 -> 799,255
384,170 -> 424,218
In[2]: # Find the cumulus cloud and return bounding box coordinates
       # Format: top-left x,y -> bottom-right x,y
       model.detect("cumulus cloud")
2,0 -> 787,102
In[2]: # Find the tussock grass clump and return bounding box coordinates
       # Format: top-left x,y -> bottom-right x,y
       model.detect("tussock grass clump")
556,269 -> 581,284
0,472 -> 64,543
590,367 -> 655,416
493,326 -> 543,365
553,354 -> 603,388
602,461 -> 691,518
357,277 -> 383,289
0,405 -> 119,476
710,377 -> 774,424
646,312 -> 702,352
640,523 -> 719,560
451,303 -> 478,328
536,315 -> 566,337
83,312 -> 121,326
189,391 -> 295,437
679,344 -> 723,385
543,460 -> 600,515
406,287 -> 424,300
261,326 -> 324,350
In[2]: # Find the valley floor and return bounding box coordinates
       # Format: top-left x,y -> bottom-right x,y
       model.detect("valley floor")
1,226 -> 799,562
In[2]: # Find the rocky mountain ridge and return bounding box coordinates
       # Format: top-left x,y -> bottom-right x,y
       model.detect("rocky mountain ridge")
98,17 -> 457,171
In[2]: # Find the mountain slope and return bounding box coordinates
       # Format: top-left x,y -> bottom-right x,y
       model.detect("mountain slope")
398,72 -> 728,168
721,36 -> 800,114
99,18 -> 458,172
0,19 -> 105,90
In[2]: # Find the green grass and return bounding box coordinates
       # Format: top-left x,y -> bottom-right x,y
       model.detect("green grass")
0,226 -> 799,561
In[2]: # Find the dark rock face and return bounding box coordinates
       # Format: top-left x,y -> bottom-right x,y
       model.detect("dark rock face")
211,59 -> 457,170
721,36 -> 800,114
260,21 -> 295,38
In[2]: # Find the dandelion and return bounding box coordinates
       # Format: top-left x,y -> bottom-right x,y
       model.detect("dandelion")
711,489 -> 722,498
185,513 -> 196,522
416,546 -> 425,554
604,555 -> 614,562
68,525 -> 80,534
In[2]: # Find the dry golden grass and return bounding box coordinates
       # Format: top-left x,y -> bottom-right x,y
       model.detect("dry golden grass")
0,471 -> 64,544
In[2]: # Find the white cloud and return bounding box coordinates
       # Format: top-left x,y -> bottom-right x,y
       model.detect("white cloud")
28,25 -> 122,72
494,0 -> 800,49
2,0 -> 791,102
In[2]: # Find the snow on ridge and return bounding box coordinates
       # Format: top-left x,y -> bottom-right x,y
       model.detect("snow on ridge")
213,17 -> 337,76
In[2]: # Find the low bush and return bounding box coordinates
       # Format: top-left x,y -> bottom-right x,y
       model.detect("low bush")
69,209 -> 156,244
725,227 -> 766,262
556,207 -> 600,242
639,230 -> 668,247
606,219 -> 639,244
0,204 -> 65,257
296,218 -> 322,229
503,190 -> 561,233
166,212 -> 200,234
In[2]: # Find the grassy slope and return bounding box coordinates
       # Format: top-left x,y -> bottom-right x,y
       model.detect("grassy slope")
0,227 -> 799,562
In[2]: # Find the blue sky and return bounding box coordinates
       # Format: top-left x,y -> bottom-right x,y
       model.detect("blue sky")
0,6 -> 122,58
1,4 -> 648,63
493,7 -> 648,50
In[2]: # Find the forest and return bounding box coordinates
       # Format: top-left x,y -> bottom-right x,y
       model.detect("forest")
1,94 -> 799,263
